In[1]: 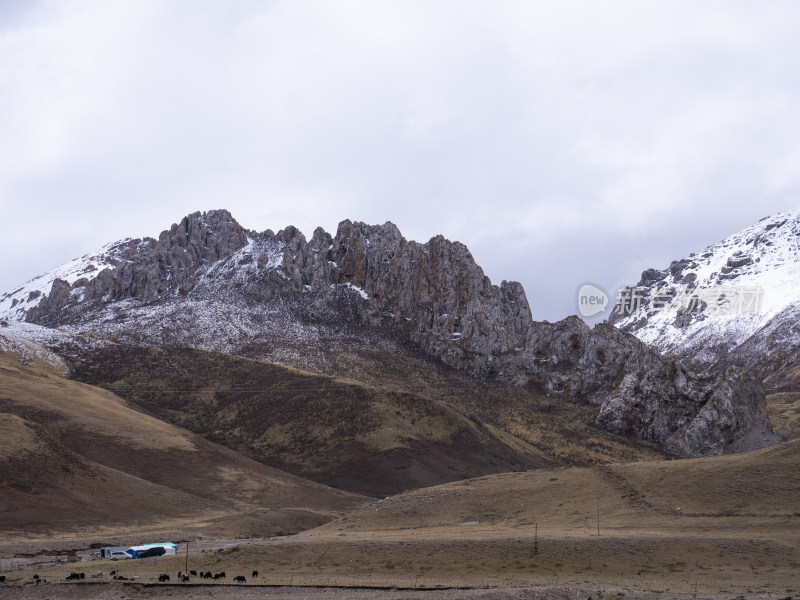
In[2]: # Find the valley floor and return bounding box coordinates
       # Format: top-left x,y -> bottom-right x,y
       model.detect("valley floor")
1,443 -> 798,598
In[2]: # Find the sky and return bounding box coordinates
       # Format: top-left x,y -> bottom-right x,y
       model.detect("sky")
1,0 -> 799,322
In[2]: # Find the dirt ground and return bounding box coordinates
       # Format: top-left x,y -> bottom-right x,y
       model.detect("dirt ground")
0,584 -> 795,600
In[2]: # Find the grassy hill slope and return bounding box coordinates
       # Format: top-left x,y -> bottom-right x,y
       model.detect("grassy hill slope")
0,350 -> 367,545
69,345 -> 558,496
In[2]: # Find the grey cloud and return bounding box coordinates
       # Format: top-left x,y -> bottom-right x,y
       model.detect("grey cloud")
1,0 -> 799,321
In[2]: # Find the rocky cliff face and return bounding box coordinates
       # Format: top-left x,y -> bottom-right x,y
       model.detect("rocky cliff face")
515,318 -> 777,455
2,209 -> 778,457
19,212 -> 532,380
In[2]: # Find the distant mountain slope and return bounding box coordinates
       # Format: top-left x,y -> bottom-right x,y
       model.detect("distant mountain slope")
0,346 -> 366,539
610,210 -> 800,438
0,210 -> 778,457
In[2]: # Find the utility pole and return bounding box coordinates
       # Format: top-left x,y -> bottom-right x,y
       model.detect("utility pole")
534,522 -> 538,555
596,497 -> 600,536
185,541 -> 189,575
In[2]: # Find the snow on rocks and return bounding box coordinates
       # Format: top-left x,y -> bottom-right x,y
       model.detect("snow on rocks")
612,208 -> 800,375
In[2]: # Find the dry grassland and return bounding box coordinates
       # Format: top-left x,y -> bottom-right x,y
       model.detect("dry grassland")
4,441 -> 798,597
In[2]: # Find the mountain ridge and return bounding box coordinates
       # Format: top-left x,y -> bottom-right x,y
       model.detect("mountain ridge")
0,209 -> 778,457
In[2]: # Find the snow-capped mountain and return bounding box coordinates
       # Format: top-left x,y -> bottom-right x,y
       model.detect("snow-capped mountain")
0,238 -> 155,322
611,209 -> 800,384
0,209 -> 779,456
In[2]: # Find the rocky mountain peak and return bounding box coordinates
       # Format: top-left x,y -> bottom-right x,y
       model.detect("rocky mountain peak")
23,210 -> 249,326
158,209 -> 250,263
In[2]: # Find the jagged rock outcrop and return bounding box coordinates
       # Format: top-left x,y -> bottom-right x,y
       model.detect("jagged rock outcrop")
27,211 -> 248,326
85,209 -> 249,303
594,358 -> 774,455
6,209 -> 778,457
277,220 -> 532,374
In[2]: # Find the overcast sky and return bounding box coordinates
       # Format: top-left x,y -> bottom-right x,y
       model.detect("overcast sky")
1,0 -> 799,322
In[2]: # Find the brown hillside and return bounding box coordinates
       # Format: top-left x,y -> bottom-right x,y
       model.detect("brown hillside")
222,335 -> 670,466
239,439 -> 796,593
766,390 -> 800,441
68,345 -> 557,497
0,412 -> 217,533
68,342 -> 667,502
0,350 -> 367,544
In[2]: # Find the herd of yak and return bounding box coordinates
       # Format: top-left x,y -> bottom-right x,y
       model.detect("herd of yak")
0,569 -> 261,585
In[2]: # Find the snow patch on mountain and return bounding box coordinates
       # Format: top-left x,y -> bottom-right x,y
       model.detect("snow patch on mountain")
0,320 -> 93,371
343,282 -> 369,300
